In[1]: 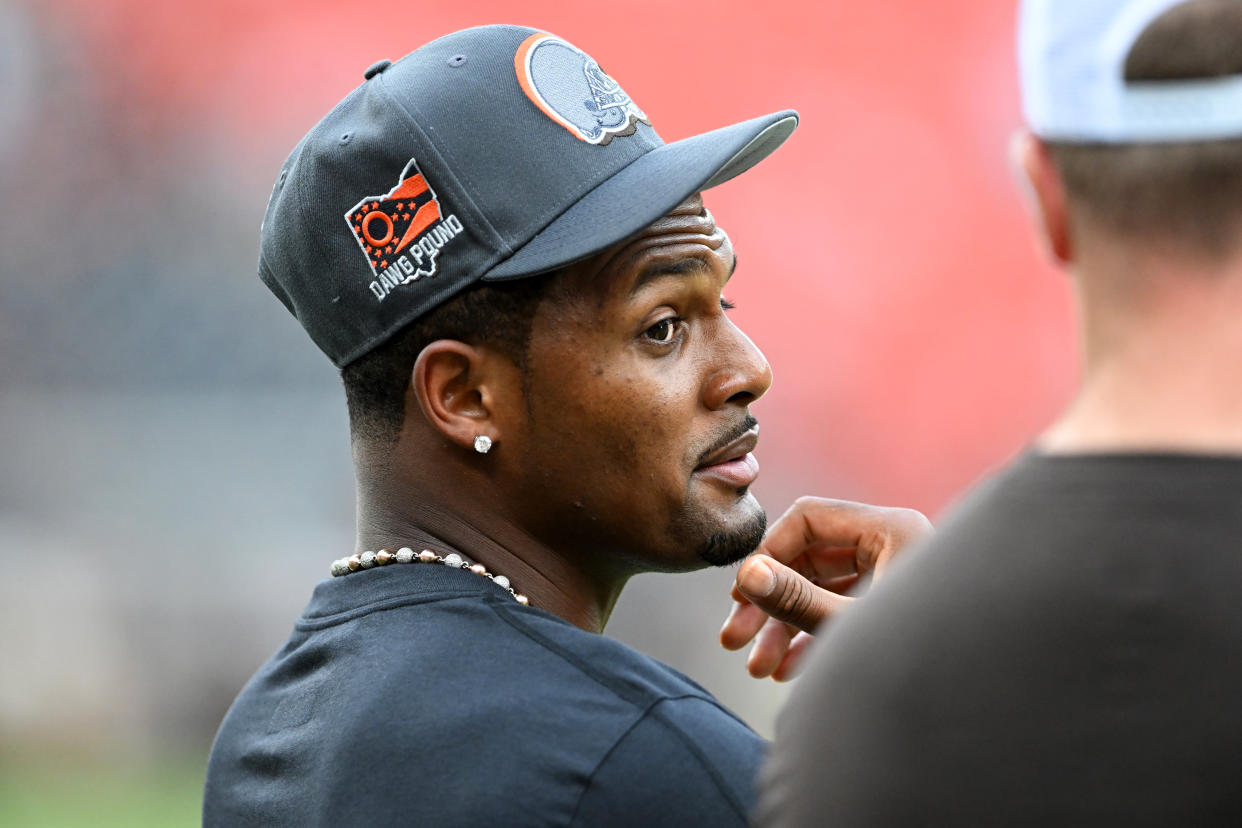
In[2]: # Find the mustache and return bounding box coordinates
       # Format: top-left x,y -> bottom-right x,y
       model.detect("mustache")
696,415 -> 759,467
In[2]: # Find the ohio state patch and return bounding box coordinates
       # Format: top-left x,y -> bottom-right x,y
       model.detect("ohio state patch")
345,159 -> 464,301
515,33 -> 648,145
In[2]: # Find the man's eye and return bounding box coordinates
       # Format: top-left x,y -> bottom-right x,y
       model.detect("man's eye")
644,318 -> 680,343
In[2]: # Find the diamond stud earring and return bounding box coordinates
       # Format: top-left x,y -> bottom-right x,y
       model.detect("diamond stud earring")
473,435 -> 493,454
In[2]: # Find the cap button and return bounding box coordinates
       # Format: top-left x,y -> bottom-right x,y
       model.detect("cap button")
363,59 -> 392,80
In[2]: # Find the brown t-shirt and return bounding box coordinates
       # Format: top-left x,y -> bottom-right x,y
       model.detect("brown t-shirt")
759,452 -> 1242,827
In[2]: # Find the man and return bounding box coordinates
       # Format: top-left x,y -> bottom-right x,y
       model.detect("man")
751,1 -> 1242,824
203,24 -> 921,826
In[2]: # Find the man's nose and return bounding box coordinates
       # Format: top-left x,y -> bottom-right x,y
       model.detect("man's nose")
703,320 -> 773,410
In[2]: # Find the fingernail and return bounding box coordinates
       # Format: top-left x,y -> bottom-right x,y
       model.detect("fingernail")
738,557 -> 775,598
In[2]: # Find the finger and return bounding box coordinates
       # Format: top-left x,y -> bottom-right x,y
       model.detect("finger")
799,552 -> 859,585
736,554 -> 852,634
756,499 -> 878,565
776,545 -> 857,582
719,600 -> 770,651
747,617 -> 797,679
822,573 -> 860,595
771,631 -> 815,682
723,565 -> 855,650
758,497 -> 932,575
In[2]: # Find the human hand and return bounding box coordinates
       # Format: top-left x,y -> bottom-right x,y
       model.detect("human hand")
719,497 -> 932,680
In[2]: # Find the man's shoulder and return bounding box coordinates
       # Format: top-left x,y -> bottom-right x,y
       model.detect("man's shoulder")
302,591 -> 745,740
793,454 -> 1140,685
889,450 -> 1242,596
490,599 -> 739,712
206,582 -> 764,827
762,461 -> 1242,825
320,590 -> 743,715
568,693 -> 764,826
788,449 -> 1242,722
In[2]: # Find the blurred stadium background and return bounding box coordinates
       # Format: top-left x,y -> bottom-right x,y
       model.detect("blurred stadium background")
0,0 -> 1074,823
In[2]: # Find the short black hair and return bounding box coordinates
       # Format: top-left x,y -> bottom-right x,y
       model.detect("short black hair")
341,275 -> 556,445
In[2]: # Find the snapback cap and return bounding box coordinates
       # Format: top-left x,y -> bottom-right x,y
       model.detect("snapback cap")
260,25 -> 798,367
1020,0 -> 1242,143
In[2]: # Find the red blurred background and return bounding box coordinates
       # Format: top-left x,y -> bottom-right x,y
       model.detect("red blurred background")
20,0 -> 1076,514
0,0 -> 1079,813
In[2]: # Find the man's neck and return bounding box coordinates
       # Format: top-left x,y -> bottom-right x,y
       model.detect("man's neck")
1040,249 -> 1242,455
355,476 -> 627,633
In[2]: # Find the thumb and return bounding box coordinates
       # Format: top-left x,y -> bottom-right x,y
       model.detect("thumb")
735,555 -> 851,635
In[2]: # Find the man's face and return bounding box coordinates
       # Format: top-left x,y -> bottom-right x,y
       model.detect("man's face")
504,195 -> 772,574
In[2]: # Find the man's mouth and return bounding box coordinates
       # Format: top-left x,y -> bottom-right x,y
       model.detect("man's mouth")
693,422 -> 761,489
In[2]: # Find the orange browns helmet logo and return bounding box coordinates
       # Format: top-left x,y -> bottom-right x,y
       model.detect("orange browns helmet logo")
515,33 -> 648,145
345,158 -> 465,301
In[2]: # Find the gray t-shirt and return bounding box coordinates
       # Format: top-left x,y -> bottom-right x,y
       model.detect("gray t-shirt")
204,560 -> 765,827
759,452 -> 1242,827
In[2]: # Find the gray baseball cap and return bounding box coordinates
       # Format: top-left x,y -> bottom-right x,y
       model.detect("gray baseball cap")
259,24 -> 798,367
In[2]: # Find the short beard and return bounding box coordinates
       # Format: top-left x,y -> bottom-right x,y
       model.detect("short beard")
695,509 -> 767,567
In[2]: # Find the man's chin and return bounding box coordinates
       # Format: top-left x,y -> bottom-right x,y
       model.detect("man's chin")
695,508 -> 767,567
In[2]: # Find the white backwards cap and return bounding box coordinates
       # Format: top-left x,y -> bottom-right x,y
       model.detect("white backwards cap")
1020,0 -> 1242,142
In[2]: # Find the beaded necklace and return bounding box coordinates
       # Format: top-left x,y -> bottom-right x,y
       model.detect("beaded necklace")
330,547 -> 529,606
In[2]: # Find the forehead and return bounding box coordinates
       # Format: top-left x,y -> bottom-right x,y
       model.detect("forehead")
552,195 -> 734,309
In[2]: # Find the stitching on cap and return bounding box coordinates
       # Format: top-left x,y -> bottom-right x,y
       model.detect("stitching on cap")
290,140 -> 342,312
376,71 -> 508,254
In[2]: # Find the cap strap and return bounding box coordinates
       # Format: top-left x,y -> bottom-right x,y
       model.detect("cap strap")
1021,0 -> 1242,143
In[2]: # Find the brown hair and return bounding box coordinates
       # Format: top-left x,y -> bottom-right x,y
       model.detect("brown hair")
1045,0 -> 1242,257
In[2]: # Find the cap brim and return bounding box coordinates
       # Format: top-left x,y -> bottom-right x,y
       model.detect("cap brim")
482,109 -> 798,280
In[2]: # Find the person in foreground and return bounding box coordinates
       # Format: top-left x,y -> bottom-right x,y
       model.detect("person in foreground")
749,1 -> 1242,824
202,24 -> 925,827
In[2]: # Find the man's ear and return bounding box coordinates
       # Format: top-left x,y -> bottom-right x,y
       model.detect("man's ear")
411,340 -> 506,453
1010,129 -> 1073,266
